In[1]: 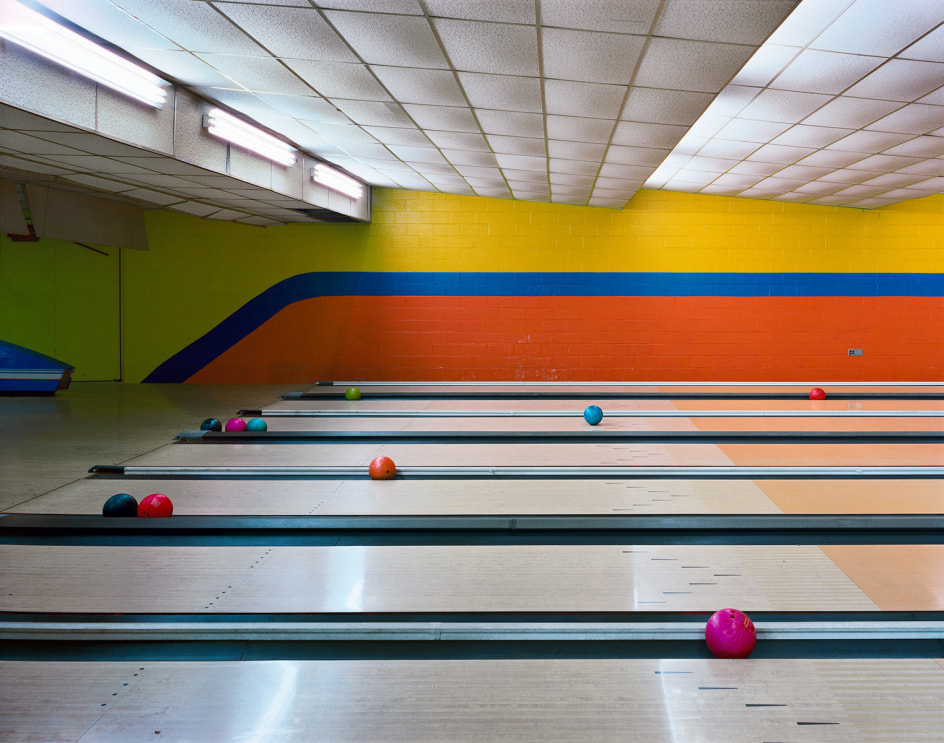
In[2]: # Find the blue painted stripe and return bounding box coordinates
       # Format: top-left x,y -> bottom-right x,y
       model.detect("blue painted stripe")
144,271 -> 944,382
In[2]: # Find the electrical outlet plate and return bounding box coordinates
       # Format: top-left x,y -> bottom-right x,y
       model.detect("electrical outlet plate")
848,349 -> 863,356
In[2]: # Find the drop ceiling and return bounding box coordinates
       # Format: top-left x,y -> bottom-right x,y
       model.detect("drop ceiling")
2,0 -> 944,224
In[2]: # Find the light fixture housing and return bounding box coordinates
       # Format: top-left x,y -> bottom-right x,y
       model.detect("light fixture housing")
204,108 -> 297,167
0,0 -> 168,108
312,163 -> 364,199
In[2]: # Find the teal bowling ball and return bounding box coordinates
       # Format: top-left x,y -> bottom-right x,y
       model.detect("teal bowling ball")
103,493 -> 138,517
583,405 -> 604,425
246,417 -> 268,432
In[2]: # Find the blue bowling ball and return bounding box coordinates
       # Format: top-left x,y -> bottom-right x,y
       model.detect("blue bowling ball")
584,405 -> 604,425
200,417 -> 222,432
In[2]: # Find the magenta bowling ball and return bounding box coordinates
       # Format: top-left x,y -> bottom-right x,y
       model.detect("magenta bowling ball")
224,417 -> 247,432
705,608 -> 757,659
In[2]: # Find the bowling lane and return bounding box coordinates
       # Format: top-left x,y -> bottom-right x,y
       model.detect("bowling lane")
3,659 -> 943,743
124,441 -> 944,467
0,544 -> 878,613
8,478 -> 785,515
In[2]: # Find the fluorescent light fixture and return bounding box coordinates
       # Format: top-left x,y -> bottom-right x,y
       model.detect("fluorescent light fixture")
312,164 -> 364,199
204,108 -> 296,167
0,0 -> 167,107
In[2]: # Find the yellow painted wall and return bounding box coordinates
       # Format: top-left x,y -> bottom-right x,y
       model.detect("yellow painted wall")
0,234 -> 120,380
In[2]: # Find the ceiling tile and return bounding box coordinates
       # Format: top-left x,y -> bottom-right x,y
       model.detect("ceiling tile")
474,187 -> 513,198
846,153 -> 923,172
544,80 -> 627,118
386,145 -> 448,164
817,168 -> 878,184
654,0 -> 798,44
695,138 -> 761,158
425,0 -> 534,23
454,165 -> 503,178
826,130 -> 914,153
402,105 -> 480,132
548,158 -> 600,176
254,93 -> 348,123
412,162 -> 459,176
811,0 -> 944,56
474,110 -> 544,137
802,96 -> 903,128
391,173 -> 434,189
193,54 -> 315,95
710,173 -> 764,188
215,4 -> 356,62
790,180 -> 843,195
315,0 -> 424,13
361,126 -> 432,146
738,89 -> 832,123
540,0 -> 659,34
38,0 -> 182,50
684,155 -> 740,172
795,149 -> 869,168
635,38 -> 754,93
594,175 -> 640,189
919,88 -> 944,106
283,61 -> 391,101
323,12 -> 448,68
882,136 -> 944,158
542,28 -> 646,84
770,50 -> 883,95
623,88 -> 714,125
612,121 -> 687,149
434,19 -> 539,76
170,201 -> 226,217
442,149 -> 498,167
503,169 -> 547,183
487,135 -> 545,156
771,124 -> 853,148
727,160 -> 782,176
358,158 -> 416,172
545,116 -> 615,144
58,173 -> 132,191
729,44 -> 798,87
547,140 -> 607,161
127,49 -> 236,88
370,67 -> 467,106
301,121 -> 378,144
494,153 -> 547,171
865,104 -> 944,135
333,100 -> 414,127
845,59 -> 944,102
604,146 -> 669,167
716,118 -> 791,143
549,171 -> 596,187
774,164 -> 835,179
858,172 -> 929,187
120,187 -> 186,206
465,176 -> 509,189
108,0 -> 268,55
458,73 -> 543,113
901,25 -> 944,62
424,131 -> 490,151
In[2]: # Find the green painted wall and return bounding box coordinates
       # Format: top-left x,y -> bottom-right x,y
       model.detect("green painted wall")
0,234 -> 120,380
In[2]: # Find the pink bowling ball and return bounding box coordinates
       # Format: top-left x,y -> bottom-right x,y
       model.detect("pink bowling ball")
224,417 -> 247,432
705,608 -> 757,659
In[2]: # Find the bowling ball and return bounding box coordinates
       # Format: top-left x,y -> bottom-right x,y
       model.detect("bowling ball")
345,387 -> 362,401
369,456 -> 396,480
583,405 -> 604,425
224,417 -> 247,432
138,493 -> 173,518
200,417 -> 222,432
245,417 -> 268,432
809,387 -> 826,400
103,493 -> 138,517
705,608 -> 757,658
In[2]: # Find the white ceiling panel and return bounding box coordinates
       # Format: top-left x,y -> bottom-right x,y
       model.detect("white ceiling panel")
464,177 -> 509,189
454,165 -> 502,178
215,4 -> 356,62
846,153 -> 924,172
634,38 -> 755,93
716,118 -> 791,143
548,158 -> 599,176
434,19 -> 539,77
424,131 -> 490,151
386,146 -> 448,164
802,97 -> 903,128
770,50 -> 883,95
695,138 -> 761,159
442,149 -> 498,167
474,110 -> 544,137
545,116 -> 616,144
403,105 -> 480,132
361,126 -> 431,146
549,171 -> 595,187
254,94 -> 349,123
370,67 -> 467,106
316,0 -> 423,13
612,121 -> 688,149
193,54 -> 315,95
727,160 -> 783,176
604,146 -> 669,167
411,162 -> 459,176
774,164 -> 835,179
323,12 -> 448,68
882,136 -> 944,158
547,140 -> 607,161
859,172 -> 930,187
654,0 -> 800,44
494,153 -> 547,171
540,0 -> 660,34
623,88 -> 715,126
865,104 -> 944,135
901,24 -> 944,62
332,100 -> 414,127
425,0 -> 534,24
544,80 -> 627,119
729,44 -> 798,87
458,73 -> 542,113
283,61 -> 391,100
845,59 -> 944,102
771,124 -> 853,148
486,135 -> 545,156
810,0 -> 944,56
795,149 -> 869,168
739,89 -> 832,123
826,130 -> 914,153
542,28 -> 646,85
503,169 -> 547,183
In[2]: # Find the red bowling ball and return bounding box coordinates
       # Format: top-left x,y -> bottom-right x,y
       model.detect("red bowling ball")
369,456 -> 396,480
705,608 -> 756,659
809,387 -> 826,400
138,493 -> 173,518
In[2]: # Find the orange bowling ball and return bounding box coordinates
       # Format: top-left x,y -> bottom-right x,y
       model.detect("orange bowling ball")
369,456 -> 396,480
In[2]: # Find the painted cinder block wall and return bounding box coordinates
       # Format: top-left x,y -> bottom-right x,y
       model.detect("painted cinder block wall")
127,188 -> 944,383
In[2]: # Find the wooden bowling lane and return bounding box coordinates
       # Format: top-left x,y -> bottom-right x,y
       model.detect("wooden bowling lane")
8,478 -> 785,515
3,658 -> 943,742
0,544 -> 879,613
124,441 -> 944,467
